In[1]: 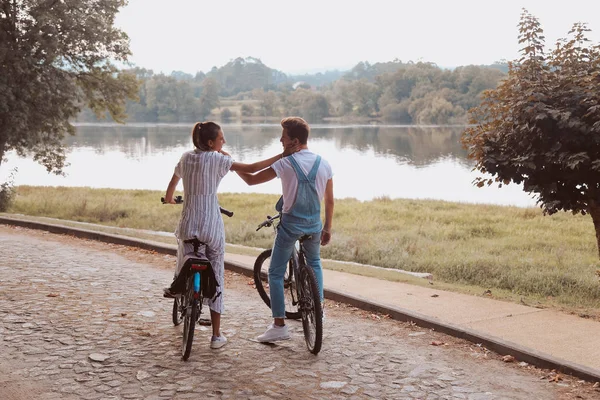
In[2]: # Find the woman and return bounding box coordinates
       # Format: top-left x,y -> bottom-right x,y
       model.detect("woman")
163,121 -> 296,349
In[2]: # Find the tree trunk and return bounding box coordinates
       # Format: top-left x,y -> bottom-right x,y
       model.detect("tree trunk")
589,200 -> 600,259
0,137 -> 5,171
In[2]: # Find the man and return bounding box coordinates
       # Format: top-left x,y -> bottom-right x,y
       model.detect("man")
236,117 -> 334,342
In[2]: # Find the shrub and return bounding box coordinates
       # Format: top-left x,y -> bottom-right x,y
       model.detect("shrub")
0,168 -> 17,212
221,108 -> 233,120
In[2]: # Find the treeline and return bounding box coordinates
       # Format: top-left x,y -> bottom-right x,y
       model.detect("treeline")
77,57 -> 507,125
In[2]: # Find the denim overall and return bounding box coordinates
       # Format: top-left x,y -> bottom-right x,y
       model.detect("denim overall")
269,155 -> 324,318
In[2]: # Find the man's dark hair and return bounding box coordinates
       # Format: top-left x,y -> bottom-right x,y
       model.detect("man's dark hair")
281,117 -> 310,144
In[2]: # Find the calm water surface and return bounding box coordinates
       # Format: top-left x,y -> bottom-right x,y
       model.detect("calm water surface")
0,123 -> 536,207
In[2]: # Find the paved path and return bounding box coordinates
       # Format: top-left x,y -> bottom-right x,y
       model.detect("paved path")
0,225 -> 596,399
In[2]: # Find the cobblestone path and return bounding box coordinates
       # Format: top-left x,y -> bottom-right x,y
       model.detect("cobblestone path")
0,225 -> 595,399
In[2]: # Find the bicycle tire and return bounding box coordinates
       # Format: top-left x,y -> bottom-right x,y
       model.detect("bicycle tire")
181,276 -> 197,360
253,249 -> 300,320
172,297 -> 183,326
299,263 -> 323,354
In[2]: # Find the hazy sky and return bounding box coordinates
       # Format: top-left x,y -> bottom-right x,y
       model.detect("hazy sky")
115,0 -> 600,75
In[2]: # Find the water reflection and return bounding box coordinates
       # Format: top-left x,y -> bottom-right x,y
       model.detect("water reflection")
1,123 -> 536,207
317,126 -> 469,167
66,124 -> 469,166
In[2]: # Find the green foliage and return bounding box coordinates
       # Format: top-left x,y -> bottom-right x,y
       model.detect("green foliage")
0,0 -> 139,173
76,56 -> 504,124
0,168 -> 17,212
198,77 -> 220,119
283,89 -> 330,122
209,57 -> 286,96
221,108 -> 233,120
240,103 -> 255,117
462,9 -> 600,255
0,0 -> 139,174
381,101 -> 411,123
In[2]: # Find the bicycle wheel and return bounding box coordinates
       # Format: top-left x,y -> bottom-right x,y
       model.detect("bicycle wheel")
181,276 -> 197,360
299,263 -> 323,354
253,249 -> 300,319
172,296 -> 183,326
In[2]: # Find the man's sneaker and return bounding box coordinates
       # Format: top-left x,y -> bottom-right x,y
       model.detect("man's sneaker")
210,334 -> 227,349
257,324 -> 290,343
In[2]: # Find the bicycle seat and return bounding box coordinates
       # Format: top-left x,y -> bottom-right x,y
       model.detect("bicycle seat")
183,237 -> 208,256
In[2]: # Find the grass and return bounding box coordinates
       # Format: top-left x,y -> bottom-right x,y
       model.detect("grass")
5,185 -> 600,317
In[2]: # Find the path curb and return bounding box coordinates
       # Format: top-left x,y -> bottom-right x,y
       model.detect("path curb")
2,215 -> 599,383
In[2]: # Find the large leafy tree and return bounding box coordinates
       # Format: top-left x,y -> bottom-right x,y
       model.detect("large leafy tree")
0,0 -> 138,174
462,10 -> 600,256
198,77 -> 219,119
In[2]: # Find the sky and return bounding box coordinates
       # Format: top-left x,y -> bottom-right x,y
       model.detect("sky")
115,0 -> 600,75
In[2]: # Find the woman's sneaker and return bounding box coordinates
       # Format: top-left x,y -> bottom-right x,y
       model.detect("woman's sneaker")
163,287 -> 177,298
210,334 -> 227,349
257,324 -> 290,343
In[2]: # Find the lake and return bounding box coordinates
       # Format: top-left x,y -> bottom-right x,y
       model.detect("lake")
0,123 -> 537,207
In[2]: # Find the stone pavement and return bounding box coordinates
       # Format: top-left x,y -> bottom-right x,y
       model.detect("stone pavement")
227,253 -> 600,382
1,225 -> 597,399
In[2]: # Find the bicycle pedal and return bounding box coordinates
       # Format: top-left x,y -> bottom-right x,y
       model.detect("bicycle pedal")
197,318 -> 212,326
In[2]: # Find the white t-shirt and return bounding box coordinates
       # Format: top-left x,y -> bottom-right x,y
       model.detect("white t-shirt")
271,150 -> 333,214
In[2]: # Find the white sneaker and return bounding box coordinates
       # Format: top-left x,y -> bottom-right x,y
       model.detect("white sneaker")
210,334 -> 227,349
257,324 -> 290,343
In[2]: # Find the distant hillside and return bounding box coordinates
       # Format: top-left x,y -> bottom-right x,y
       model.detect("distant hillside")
77,56 -> 507,125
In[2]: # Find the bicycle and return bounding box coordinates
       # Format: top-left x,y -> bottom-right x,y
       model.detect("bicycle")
254,212 -> 323,354
161,196 -> 233,360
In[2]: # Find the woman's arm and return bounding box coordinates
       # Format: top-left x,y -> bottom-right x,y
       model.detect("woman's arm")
164,174 -> 181,204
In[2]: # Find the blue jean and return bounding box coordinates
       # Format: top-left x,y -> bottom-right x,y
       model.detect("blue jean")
269,222 -> 324,318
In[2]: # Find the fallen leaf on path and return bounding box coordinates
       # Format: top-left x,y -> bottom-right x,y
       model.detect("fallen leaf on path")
483,289 -> 492,296
431,294 -> 439,298
593,382 -> 599,388
247,279 -> 254,285
549,374 -> 562,383
431,341 -> 445,346
47,293 -> 59,297
501,355 -> 515,363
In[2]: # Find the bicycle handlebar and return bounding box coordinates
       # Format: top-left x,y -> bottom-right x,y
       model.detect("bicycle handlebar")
160,197 -> 233,218
161,195 -> 184,204
256,213 -> 281,231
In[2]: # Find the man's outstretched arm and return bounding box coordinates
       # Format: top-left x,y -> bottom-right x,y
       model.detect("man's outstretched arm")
321,178 -> 334,245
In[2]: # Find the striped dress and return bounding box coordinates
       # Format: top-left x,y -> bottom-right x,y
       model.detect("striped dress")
174,149 -> 233,314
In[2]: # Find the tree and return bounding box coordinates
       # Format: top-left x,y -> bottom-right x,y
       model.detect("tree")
198,77 -> 219,119
462,9 -> 600,256
0,0 -> 138,174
